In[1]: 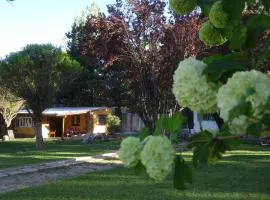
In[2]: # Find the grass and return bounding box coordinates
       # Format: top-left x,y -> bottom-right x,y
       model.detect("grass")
0,138 -> 119,169
0,144 -> 269,200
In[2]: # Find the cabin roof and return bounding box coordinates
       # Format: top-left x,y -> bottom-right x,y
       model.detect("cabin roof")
17,107 -> 109,116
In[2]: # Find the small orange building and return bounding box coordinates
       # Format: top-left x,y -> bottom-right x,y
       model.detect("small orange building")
13,107 -> 111,138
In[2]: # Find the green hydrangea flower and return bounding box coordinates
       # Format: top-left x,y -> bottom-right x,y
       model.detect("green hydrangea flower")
209,1 -> 228,28
217,70 -> 270,135
199,21 -> 228,46
118,137 -> 143,168
169,0 -> 197,15
140,136 -> 175,181
173,57 -> 219,113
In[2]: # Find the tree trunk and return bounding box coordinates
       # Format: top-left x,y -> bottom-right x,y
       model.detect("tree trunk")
0,114 -> 8,138
35,120 -> 45,149
212,113 -> 224,131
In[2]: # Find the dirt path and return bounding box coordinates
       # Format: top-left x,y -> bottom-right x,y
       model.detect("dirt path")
0,153 -> 121,194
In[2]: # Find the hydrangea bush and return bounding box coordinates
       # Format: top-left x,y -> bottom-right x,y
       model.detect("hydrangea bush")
173,57 -> 219,113
118,137 -> 143,167
140,136 -> 175,181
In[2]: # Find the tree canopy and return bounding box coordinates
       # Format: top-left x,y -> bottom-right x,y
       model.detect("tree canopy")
67,0 -> 205,130
0,44 -> 81,148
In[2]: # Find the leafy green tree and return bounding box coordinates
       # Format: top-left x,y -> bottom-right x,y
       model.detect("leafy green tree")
0,44 -> 81,149
63,2 -> 107,107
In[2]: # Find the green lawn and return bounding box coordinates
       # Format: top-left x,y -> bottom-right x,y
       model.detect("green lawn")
0,144 -> 269,200
0,138 -> 119,169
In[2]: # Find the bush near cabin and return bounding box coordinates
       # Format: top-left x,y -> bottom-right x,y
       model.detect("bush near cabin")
106,114 -> 121,133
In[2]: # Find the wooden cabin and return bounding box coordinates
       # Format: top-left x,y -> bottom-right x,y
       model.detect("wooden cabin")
13,107 -> 111,138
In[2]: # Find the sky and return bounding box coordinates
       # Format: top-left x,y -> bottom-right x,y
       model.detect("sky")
0,0 -> 114,58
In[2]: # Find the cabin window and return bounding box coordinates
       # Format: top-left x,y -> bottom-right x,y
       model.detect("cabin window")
72,115 -> 80,126
15,117 -> 35,128
202,114 -> 214,121
98,115 -> 106,125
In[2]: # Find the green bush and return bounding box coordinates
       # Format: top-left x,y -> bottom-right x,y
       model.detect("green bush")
106,114 -> 121,133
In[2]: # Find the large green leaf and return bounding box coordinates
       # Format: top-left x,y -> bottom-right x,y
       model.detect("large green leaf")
228,101 -> 253,121
173,155 -> 192,190
209,139 -> 229,162
139,127 -> 151,141
228,24 -> 247,50
193,143 -> 210,167
153,115 -> 166,136
222,0 -> 245,25
245,15 -> 270,48
163,112 -> 186,134
197,0 -> 219,16
162,112 -> 186,143
188,130 -> 213,148
203,52 -> 248,82
133,161 -> 146,175
259,36 -> 270,60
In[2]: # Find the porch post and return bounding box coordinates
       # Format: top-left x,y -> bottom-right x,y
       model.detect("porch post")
61,116 -> 66,140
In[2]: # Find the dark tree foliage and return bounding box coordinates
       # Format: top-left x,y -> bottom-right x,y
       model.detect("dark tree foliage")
77,0 -> 204,130
65,9 -> 128,108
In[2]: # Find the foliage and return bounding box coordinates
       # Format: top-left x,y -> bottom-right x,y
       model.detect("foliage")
151,112 -> 186,144
64,3 -> 113,107
106,113 -> 121,133
118,137 -> 143,168
139,127 -> 151,141
76,0 -> 204,130
0,44 -> 81,149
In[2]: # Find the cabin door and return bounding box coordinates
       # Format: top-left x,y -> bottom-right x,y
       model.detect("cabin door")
49,117 -> 63,137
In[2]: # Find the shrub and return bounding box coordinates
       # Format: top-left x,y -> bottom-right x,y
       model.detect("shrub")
106,113 -> 121,133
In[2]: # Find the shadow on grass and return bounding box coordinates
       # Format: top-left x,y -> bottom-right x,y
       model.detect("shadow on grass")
0,166 -> 269,200
0,139 -> 119,169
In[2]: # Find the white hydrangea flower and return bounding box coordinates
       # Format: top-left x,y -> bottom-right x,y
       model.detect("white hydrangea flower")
217,70 -> 270,134
140,136 -> 175,181
173,57 -> 219,113
118,137 -> 143,168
